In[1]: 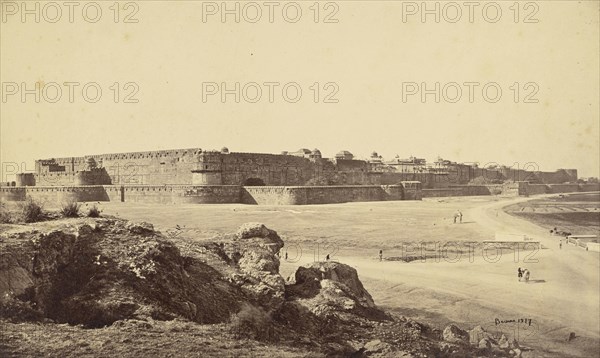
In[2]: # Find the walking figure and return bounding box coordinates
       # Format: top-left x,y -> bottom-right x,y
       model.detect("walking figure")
325,254 -> 330,261
517,267 -> 523,282
559,241 -> 562,249
523,269 -> 530,283
459,210 -> 463,223
379,250 -> 383,262
284,252 -> 288,260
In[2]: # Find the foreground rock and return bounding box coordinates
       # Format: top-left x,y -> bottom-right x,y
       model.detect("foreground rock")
443,323 -> 469,344
285,261 -> 387,322
0,219 -> 281,326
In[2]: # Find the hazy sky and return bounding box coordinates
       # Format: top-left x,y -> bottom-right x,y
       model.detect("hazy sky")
1,1 -> 598,180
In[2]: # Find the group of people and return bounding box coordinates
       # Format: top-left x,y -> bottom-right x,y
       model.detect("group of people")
517,267 -> 530,282
551,227 -> 575,250
550,227 -> 572,237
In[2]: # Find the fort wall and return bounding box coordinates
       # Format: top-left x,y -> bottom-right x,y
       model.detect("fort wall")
1,184 -> 408,205
578,183 -> 600,192
241,185 -> 404,205
517,182 -> 600,195
422,188 -> 464,198
176,185 -> 242,204
28,148 -> 579,189
34,148 -> 203,186
421,184 -> 518,198
1,186 -> 110,206
0,187 -> 26,201
2,181 -> 595,205
299,185 -> 401,205
241,187 -> 297,205
546,183 -> 581,193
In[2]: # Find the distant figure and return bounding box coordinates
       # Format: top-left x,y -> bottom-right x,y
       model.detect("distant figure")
379,250 -> 383,262
453,210 -> 460,223
524,269 -> 530,283
325,254 -> 330,261
459,211 -> 463,223
559,241 -> 562,249
285,252 -> 288,260
518,267 -> 523,281
568,332 -> 576,342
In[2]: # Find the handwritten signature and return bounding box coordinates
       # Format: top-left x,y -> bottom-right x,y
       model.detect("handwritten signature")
495,318 -> 532,326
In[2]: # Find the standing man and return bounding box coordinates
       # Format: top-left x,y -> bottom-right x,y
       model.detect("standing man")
459,210 -> 463,223
379,249 -> 383,262
518,267 -> 523,282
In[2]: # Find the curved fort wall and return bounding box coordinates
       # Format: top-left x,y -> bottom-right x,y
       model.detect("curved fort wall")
517,182 -> 600,195
2,182 -> 596,204
0,184 -> 407,205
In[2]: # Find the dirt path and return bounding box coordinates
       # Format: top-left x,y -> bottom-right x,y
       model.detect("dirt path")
281,195 -> 600,357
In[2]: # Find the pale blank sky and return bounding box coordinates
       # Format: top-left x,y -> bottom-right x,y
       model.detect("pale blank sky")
1,1 -> 598,179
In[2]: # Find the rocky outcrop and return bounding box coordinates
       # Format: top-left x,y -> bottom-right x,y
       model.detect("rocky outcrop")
285,261 -> 388,324
0,219 -> 284,327
204,222 -> 286,311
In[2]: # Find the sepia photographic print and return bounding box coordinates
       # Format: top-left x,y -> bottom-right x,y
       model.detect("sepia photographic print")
0,1 -> 599,357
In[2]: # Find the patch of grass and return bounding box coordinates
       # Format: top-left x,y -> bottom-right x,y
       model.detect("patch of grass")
0,202 -> 12,223
60,200 -> 81,218
0,293 -> 43,323
87,204 -> 102,218
20,198 -> 44,223
230,303 -> 276,342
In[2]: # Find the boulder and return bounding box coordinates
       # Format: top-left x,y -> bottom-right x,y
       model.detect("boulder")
291,261 -> 375,308
236,222 -> 272,240
509,337 -> 520,349
363,339 -> 394,355
468,325 -> 492,344
226,223 -> 286,309
443,324 -> 469,344
498,334 -> 508,348
478,337 -> 492,350
125,221 -> 154,235
284,261 -> 388,324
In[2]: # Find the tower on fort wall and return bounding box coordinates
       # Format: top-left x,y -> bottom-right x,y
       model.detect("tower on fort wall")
192,151 -> 223,185
564,169 -> 578,182
15,173 -> 36,187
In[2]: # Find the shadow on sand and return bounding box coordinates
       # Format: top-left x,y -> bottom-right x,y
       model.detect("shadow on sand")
526,279 -> 546,284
